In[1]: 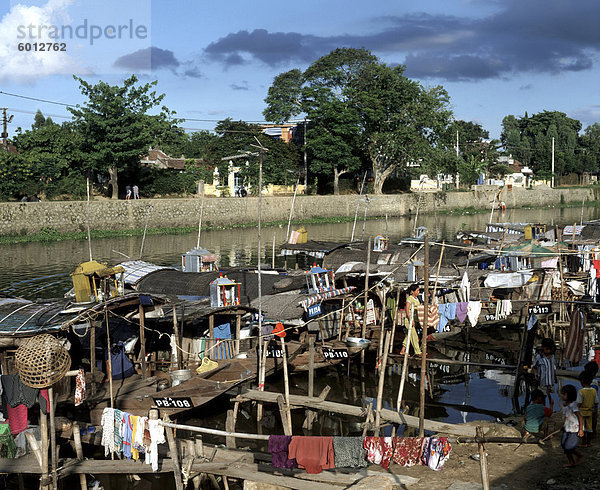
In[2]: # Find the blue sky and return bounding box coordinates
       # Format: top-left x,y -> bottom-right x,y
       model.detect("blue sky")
1,0 -> 599,139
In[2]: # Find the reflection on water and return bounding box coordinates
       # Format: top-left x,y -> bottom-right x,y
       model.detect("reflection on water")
1,204 -> 598,300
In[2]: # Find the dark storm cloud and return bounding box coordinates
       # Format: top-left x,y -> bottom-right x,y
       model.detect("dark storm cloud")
202,1 -> 600,81
114,46 -> 180,71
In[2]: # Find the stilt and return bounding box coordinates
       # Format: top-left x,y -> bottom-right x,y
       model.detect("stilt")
419,233 -> 430,437
89,321 -> 96,395
40,409 -> 49,490
281,336 -> 292,431
374,331 -> 391,436
72,423 -> 88,490
48,387 -> 57,490
396,307 -> 414,412
164,416 -> 184,490
173,305 -> 182,369
139,304 -> 147,379
477,426 -> 490,490
361,237 -> 372,364
277,395 -> 292,436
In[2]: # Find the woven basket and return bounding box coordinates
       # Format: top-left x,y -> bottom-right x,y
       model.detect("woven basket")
15,334 -> 71,388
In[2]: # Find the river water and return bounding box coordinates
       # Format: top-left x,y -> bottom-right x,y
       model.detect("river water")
0,204 -> 596,438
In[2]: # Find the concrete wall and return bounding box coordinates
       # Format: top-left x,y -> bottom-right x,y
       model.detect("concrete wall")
0,184 -> 597,236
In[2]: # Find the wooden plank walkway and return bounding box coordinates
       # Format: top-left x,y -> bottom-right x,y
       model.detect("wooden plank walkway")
237,389 -> 477,437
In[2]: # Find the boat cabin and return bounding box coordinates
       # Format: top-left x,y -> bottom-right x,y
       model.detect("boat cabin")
70,260 -> 125,303
210,275 -> 241,307
305,265 -> 335,294
373,235 -> 389,252
182,247 -> 219,272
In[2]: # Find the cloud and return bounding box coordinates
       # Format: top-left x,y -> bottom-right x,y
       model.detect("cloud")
0,0 -> 84,82
568,105 -> 600,127
114,46 -> 179,71
229,80 -> 249,91
203,1 -> 600,81
519,84 -> 533,91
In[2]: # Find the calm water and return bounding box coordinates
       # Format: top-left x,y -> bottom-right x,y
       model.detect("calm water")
0,204 -> 594,432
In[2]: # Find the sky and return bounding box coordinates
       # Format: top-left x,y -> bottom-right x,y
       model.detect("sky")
1,0 -> 599,140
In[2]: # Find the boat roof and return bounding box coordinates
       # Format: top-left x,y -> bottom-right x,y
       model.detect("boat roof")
280,240 -> 350,259
0,297 -> 74,336
120,260 -> 177,286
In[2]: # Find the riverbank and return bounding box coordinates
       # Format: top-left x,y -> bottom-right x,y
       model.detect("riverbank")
0,185 -> 598,243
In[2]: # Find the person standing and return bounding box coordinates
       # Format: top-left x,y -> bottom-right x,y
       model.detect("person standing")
533,338 -> 557,408
132,184 -> 139,199
126,185 -> 131,200
399,283 -> 422,356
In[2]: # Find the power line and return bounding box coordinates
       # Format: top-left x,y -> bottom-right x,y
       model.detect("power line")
0,90 -> 74,107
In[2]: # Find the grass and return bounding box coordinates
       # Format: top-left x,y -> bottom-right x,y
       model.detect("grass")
0,215 -> 369,245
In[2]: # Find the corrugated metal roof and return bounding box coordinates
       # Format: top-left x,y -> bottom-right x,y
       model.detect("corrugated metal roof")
120,260 -> 176,286
0,298 -> 72,336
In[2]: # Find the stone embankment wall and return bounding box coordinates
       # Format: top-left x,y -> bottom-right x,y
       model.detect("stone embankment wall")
0,185 -> 597,235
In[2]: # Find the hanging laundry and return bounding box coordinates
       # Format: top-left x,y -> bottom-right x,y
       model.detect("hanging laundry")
460,272 -> 470,302
421,437 -> 452,471
392,437 -> 426,467
101,407 -> 115,456
0,423 -> 16,458
288,436 -> 335,474
113,409 -> 124,454
541,257 -> 559,269
146,419 -> 165,472
565,308 -> 586,363
1,375 -> 49,435
268,435 -> 297,469
456,302 -> 468,323
122,413 -> 134,459
74,369 -> 86,407
467,301 -> 482,327
416,305 -> 440,329
363,436 -> 394,470
133,416 -> 147,456
332,436 -> 367,468
130,414 -> 139,460
437,303 -> 457,332
527,313 -> 538,331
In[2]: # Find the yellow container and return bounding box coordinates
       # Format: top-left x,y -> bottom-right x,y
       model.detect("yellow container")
296,226 -> 308,243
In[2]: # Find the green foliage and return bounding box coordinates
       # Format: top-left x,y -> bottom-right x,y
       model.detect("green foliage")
44,171 -> 87,199
0,150 -> 35,199
263,48 -> 454,194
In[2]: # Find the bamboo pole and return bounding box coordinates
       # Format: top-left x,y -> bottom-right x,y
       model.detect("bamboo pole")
272,234 -> 276,269
396,307 -> 414,411
72,423 -> 88,490
285,178 -> 299,242
374,330 -> 392,436
306,335 -> 316,429
419,233 -> 430,437
196,186 -> 205,249
389,286 -> 401,354
139,304 -> 147,380
89,321 -> 96,396
86,178 -> 92,262
105,307 -> 114,410
477,426 -> 490,490
172,305 -> 181,369
281,336 -> 292,432
361,237 -> 372,364
164,416 -> 184,490
377,288 -> 387,363
48,387 -> 58,490
350,173 -> 367,242
40,409 -> 49,490
256,339 -> 268,433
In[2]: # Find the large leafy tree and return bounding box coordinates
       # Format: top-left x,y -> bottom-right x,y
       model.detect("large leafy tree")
69,75 -> 177,199
263,48 -> 453,194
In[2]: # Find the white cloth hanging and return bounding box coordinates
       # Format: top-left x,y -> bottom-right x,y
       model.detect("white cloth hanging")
146,419 -> 165,471
460,272 -> 470,302
101,407 -> 115,456
467,301 -> 482,327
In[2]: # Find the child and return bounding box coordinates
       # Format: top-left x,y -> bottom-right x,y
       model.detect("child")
524,389 -> 553,436
560,384 -> 584,467
533,338 -> 557,408
577,371 -> 599,447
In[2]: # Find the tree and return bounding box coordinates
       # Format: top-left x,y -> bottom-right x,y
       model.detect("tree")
0,149 -> 34,199
69,75 -> 176,199
580,123 -> 600,173
263,48 -> 453,194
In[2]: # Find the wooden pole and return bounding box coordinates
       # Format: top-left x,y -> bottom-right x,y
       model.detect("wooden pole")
172,305 -> 182,369
72,423 -> 88,490
39,410 -> 49,490
286,178 -> 299,242
351,173 -> 367,242
272,234 -> 276,269
308,336 -> 315,398
396,307 -> 414,411
208,314 -> 214,361
374,330 -> 391,436
105,307 -> 114,409
419,233 -> 430,437
89,321 -> 96,396
48,387 -> 58,490
164,416 -> 185,490
361,237 -> 372,364
196,186 -> 205,249
235,314 -> 241,356
257,339 -> 268,433
86,178 -> 93,262
139,304 -> 147,380
477,426 -> 490,490
281,336 -> 292,432
389,286 -> 401,354
377,288 -> 387,363
432,241 -> 446,297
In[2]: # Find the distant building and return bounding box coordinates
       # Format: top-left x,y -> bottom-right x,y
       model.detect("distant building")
260,123 -> 297,143
140,147 -> 188,170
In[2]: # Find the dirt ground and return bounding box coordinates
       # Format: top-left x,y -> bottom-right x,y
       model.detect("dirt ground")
367,417 -> 600,489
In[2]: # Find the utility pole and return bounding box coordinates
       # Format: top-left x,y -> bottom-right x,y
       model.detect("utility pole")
1,108 -> 14,149
303,118 -> 308,194
551,137 -> 555,188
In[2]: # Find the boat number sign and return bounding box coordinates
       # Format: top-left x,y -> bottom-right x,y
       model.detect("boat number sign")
153,397 -> 193,409
266,344 -> 284,358
307,304 -> 322,318
322,347 -> 348,359
529,305 -> 551,315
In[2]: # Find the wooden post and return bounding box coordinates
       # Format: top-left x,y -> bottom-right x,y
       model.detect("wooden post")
281,336 -> 292,431
208,314 -> 214,361
164,416 -> 185,490
48,387 -> 58,490
139,304 -> 147,380
272,234 -> 276,269
396,307 -> 414,411
277,395 -> 292,436
374,331 -> 391,436
89,321 -> 96,396
419,233 -> 430,437
72,423 -> 88,490
257,339 -> 268,433
105,307 -> 114,410
40,409 -> 49,490
338,299 -> 345,341
377,288 -> 387,363
477,426 -> 490,490
172,305 -> 182,368
361,237 -> 372,364
235,314 -> 241,356
308,336 -> 315,398
389,286 -> 401,354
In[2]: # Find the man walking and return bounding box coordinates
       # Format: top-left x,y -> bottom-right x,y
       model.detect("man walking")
133,184 -> 139,199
